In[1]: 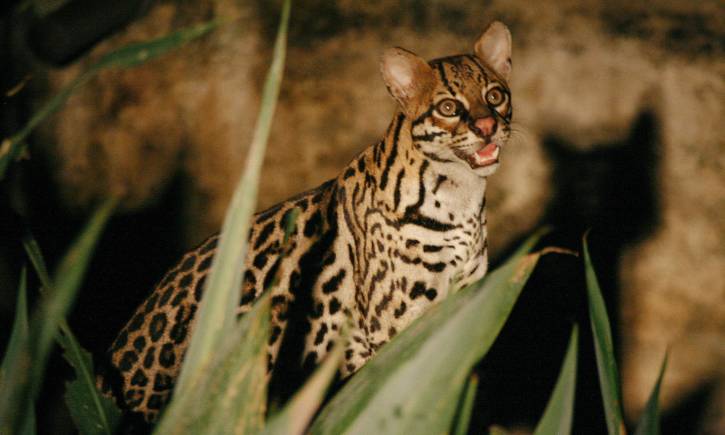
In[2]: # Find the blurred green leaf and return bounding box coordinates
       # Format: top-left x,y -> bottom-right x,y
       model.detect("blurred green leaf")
633,352 -> 668,435
31,198 -> 117,397
23,234 -> 121,435
173,0 -> 290,397
1,268 -> 29,392
155,1 -> 290,433
262,338 -> 345,435
0,199 -> 116,434
154,293 -> 270,435
0,269 -> 36,435
61,339 -> 122,435
533,325 -> 578,435
451,374 -> 479,435
489,426 -> 512,435
0,20 -> 218,179
583,236 -> 626,435
309,230 -> 547,435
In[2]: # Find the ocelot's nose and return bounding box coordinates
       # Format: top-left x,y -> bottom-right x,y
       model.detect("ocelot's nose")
474,116 -> 496,137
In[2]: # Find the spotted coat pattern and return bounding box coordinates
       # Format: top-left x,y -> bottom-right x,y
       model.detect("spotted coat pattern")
101,50 -> 513,422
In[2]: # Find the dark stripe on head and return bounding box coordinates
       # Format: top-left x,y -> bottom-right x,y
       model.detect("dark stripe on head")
436,62 -> 456,95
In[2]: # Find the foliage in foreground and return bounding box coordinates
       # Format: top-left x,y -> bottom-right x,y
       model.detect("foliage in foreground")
0,0 -> 668,434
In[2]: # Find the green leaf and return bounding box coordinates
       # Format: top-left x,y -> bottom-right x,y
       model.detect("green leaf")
583,236 -> 626,435
153,293 -> 271,434
0,20 -> 218,179
309,230 -> 547,435
0,269 -> 36,435
173,0 -> 290,397
451,374 -> 479,435
23,233 -> 121,435
30,198 -> 117,398
1,268 -> 30,390
0,199 -> 116,434
533,325 -> 579,435
262,337 -> 345,435
634,352 -> 668,435
155,3 -> 290,430
489,426 -> 512,435
61,337 -> 122,435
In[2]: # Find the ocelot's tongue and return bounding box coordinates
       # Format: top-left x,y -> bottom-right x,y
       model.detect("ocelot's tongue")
476,143 -> 498,159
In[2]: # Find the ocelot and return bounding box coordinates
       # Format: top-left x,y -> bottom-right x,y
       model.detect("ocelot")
101,21 -> 513,422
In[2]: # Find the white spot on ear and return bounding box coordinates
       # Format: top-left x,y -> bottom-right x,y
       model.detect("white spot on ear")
474,21 -> 512,81
380,48 -> 435,113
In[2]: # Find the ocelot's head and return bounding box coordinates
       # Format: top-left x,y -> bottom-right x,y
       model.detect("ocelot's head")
381,21 -> 512,177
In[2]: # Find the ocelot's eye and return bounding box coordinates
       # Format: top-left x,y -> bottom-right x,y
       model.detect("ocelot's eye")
486,88 -> 505,106
436,99 -> 462,117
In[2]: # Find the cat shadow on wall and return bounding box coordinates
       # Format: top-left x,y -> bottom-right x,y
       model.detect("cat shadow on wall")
473,111 -> 665,433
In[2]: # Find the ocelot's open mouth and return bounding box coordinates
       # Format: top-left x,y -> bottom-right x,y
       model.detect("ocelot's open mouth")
473,143 -> 500,167
454,142 -> 500,169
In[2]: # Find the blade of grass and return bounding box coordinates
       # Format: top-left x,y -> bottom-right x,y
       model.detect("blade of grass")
262,337 -> 345,435
61,339 -> 122,435
173,0 -> 290,396
451,374 -> 479,435
0,198 -> 116,433
31,198 -> 117,397
0,20 -> 218,179
583,236 -> 626,435
0,269 -> 37,435
533,325 -> 579,435
633,352 -> 668,435
23,234 -> 121,435
309,230 -> 547,435
153,293 -> 271,434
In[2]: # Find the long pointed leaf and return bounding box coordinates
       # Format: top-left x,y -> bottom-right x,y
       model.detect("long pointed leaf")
309,230 -> 547,435
533,325 -> 579,435
173,0 -> 291,397
153,293 -> 271,434
0,269 -> 36,435
0,199 -> 116,433
0,20 -> 218,179
634,352 -> 668,435
451,374 -> 479,435
31,198 -> 117,398
583,236 -> 626,435
262,338 -> 345,435
23,234 -> 121,435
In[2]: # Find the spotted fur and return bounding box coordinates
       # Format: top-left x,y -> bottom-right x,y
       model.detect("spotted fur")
100,22 -> 514,422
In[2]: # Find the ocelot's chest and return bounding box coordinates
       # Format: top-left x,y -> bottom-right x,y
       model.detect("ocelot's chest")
322,158 -> 490,375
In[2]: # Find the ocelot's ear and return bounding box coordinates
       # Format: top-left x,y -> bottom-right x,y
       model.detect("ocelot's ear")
381,47 -> 436,116
474,21 -> 512,81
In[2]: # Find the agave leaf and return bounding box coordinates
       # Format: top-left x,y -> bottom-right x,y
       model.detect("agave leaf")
583,236 -> 626,435
31,198 -> 117,395
533,325 -> 579,435
309,230 -> 547,435
173,0 -> 290,397
262,338 -> 345,435
156,2 -> 291,430
153,293 -> 270,435
0,20 -> 218,179
0,199 -> 116,434
23,234 -> 121,435
451,374 -> 479,435
633,352 -> 668,435
0,269 -> 37,435
61,339 -> 122,435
